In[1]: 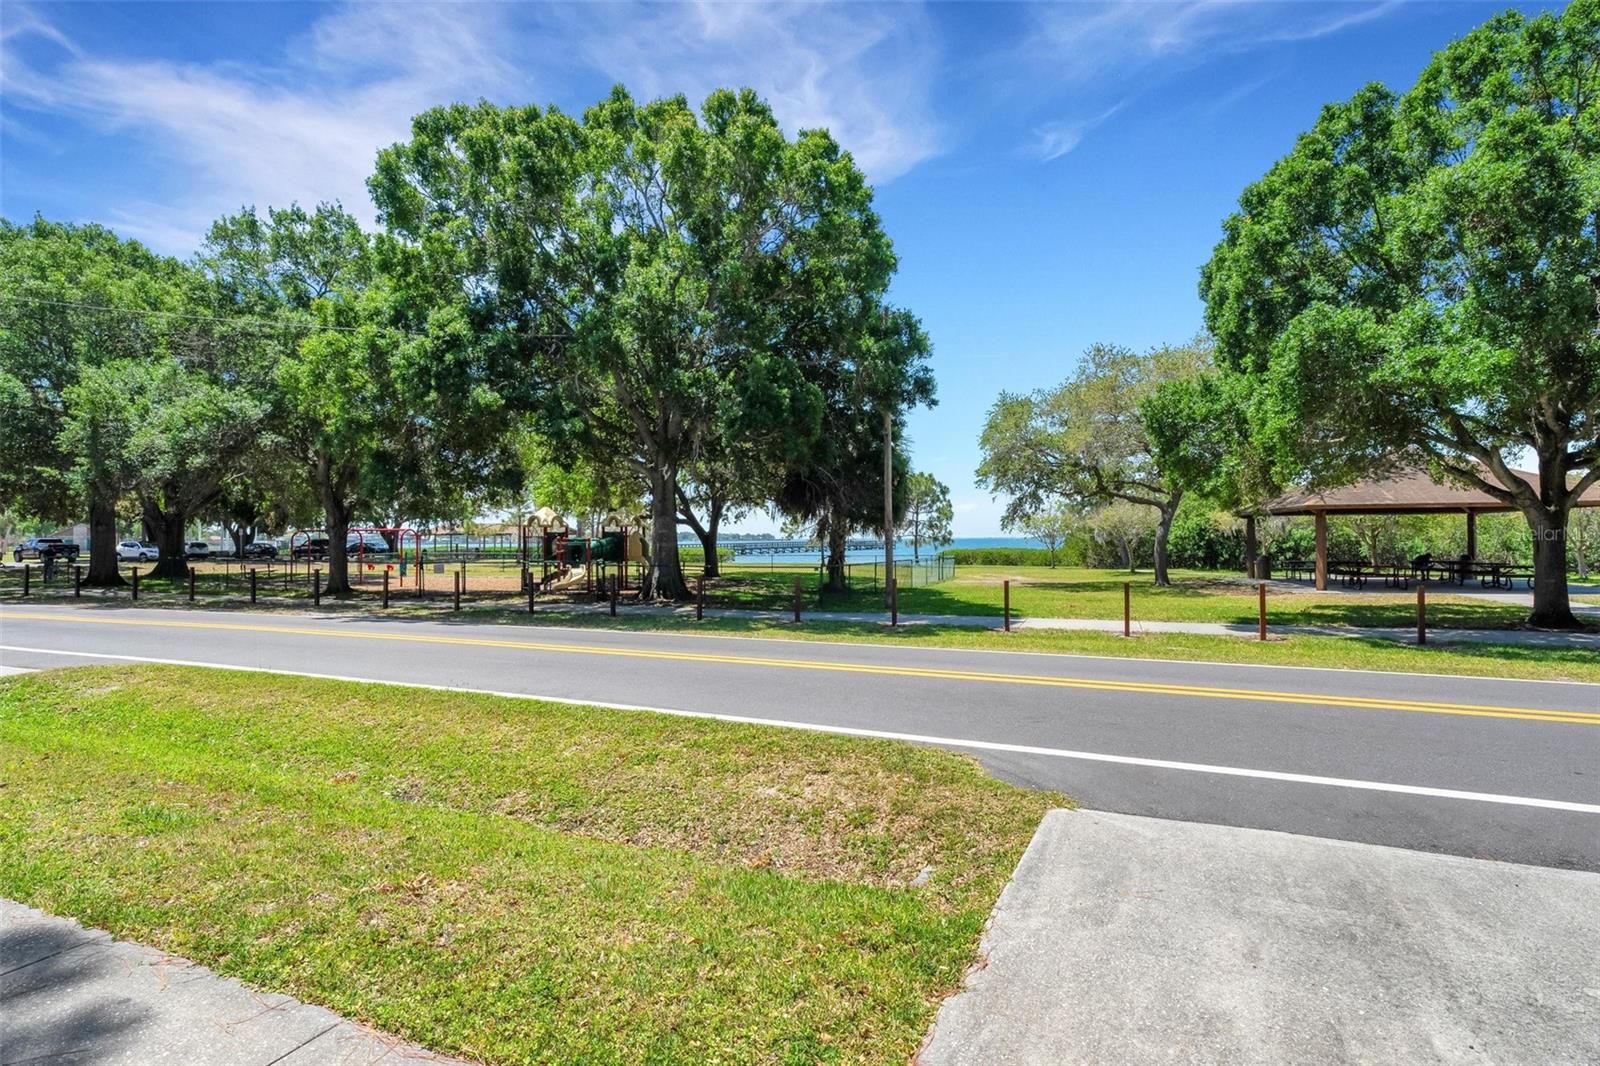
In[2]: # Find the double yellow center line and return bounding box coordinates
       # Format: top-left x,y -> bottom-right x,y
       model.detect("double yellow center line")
3,610 -> 1596,727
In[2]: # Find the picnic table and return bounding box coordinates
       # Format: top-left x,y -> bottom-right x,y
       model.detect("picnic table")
1423,559 -> 1533,590
1328,561 -> 1413,590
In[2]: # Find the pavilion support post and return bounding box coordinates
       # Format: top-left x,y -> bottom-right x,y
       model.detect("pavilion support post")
1465,510 -> 1478,561
1314,512 -> 1329,592
1243,515 -> 1259,578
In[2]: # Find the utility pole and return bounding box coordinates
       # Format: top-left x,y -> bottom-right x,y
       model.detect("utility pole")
883,408 -> 894,605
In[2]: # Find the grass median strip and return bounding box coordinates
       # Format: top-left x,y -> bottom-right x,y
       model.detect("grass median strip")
0,665 -> 1058,1065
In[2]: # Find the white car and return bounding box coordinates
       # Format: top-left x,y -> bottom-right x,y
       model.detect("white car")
116,540 -> 160,562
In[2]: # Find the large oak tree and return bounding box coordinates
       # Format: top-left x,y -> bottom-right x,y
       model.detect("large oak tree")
978,342 -> 1207,585
1201,2 -> 1600,627
0,219 -> 198,584
370,86 -> 896,599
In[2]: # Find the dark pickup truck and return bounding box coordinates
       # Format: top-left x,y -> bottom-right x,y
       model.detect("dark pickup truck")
13,537 -> 81,563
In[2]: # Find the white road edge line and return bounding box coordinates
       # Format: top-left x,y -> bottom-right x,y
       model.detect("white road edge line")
4,644 -> 1598,817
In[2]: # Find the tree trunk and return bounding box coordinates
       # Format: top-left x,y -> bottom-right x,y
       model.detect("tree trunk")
825,519 -> 847,593
697,499 -> 725,578
143,501 -> 191,580
318,470 -> 354,596
1243,515 -> 1259,577
84,492 -> 124,586
1151,491 -> 1182,586
645,465 -> 688,600
1526,506 -> 1577,629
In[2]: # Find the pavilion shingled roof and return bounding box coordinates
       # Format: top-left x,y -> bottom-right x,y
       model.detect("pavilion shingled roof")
1259,464 -> 1599,516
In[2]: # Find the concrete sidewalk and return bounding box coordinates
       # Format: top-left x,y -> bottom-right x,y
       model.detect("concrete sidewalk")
0,900 -> 461,1066
920,810 -> 1600,1066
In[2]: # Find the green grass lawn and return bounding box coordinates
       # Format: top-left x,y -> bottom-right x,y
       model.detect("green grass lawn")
0,666 -> 1058,1065
0,562 -> 1545,630
707,564 -> 1534,629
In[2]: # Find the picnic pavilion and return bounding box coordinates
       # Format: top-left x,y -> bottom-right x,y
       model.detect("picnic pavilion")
1246,465 -> 1600,591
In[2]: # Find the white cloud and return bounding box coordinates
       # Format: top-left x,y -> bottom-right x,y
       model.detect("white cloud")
1030,102 -> 1125,161
1030,0 -> 1397,81
1,3 -> 523,248
0,1 -> 945,254
1021,0 -> 1398,161
540,0 -> 943,181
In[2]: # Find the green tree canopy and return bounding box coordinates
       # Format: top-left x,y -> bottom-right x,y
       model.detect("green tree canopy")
1200,2 -> 1600,626
0,218 -> 201,583
370,86 -> 900,600
203,203 -> 527,594
901,472 -> 953,563
978,341 -> 1207,585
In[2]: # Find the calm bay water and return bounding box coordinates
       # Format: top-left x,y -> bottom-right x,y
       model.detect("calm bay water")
723,536 -> 1047,565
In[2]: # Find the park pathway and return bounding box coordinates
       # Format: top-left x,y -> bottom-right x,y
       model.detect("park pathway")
0,899 -> 463,1066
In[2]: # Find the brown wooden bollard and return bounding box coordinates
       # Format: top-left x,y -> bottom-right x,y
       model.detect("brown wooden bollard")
313,570 -> 321,606
21,563 -> 29,597
132,567 -> 140,601
528,573 -> 535,613
249,567 -> 257,604
1257,581 -> 1267,641
696,576 -> 705,621
793,577 -> 802,623
890,578 -> 898,628
454,571 -> 462,612
189,567 -> 197,602
610,575 -> 618,617
74,564 -> 82,597
1003,579 -> 1011,633
382,568 -> 390,608
1123,581 -> 1131,638
1417,582 -> 1427,646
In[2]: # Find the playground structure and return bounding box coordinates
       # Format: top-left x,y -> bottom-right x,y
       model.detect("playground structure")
273,515 -> 646,599
537,518 -> 646,596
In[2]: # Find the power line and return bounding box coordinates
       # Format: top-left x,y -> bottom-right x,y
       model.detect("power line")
0,292 -> 424,337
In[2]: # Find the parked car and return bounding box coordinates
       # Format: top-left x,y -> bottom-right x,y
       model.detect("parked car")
185,541 -> 211,560
116,540 -> 160,562
291,535 -> 329,560
241,540 -> 279,560
13,537 -> 81,563
347,532 -> 392,554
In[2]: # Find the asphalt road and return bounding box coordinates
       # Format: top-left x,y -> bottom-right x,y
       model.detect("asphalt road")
3,602 -> 1597,870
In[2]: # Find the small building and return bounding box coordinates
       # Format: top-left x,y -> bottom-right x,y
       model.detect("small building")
1251,465 -> 1599,590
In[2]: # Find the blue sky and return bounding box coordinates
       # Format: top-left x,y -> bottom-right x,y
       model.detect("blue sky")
0,0 -> 1552,534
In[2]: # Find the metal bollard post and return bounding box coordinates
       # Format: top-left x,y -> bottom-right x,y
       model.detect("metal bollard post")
1003,579 -> 1011,633
382,569 -> 390,609
189,567 -> 197,602
793,578 -> 802,623
1123,581 -> 1131,638
1258,582 -> 1267,641
74,564 -> 82,597
1417,583 -> 1427,646
22,563 -> 29,596
313,570 -> 321,606
249,568 -> 257,605
696,576 -> 705,621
